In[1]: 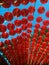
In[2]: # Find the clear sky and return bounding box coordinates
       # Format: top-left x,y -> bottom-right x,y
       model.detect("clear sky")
0,0 -> 49,42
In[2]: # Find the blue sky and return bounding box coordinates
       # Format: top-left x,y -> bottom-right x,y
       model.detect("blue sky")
0,0 -> 49,42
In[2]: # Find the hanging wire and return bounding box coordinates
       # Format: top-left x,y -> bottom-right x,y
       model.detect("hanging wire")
0,51 -> 10,65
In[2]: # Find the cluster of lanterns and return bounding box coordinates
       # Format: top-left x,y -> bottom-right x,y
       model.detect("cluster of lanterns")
0,0 -> 48,8
0,0 -> 49,65
0,0 -> 36,8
